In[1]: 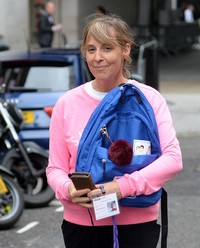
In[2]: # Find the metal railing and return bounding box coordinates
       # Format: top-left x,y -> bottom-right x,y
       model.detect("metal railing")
131,39 -> 159,90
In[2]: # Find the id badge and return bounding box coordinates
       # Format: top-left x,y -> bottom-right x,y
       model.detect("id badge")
92,193 -> 120,220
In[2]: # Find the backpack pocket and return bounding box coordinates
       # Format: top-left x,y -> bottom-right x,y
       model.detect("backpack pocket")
90,146 -> 162,207
91,146 -> 159,183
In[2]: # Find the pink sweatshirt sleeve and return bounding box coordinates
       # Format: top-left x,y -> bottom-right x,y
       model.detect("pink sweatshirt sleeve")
116,85 -> 183,198
46,98 -> 73,201
46,86 -> 99,202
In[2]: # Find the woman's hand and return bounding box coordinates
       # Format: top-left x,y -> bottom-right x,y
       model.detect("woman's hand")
68,181 -> 122,208
68,183 -> 93,208
88,181 -> 122,200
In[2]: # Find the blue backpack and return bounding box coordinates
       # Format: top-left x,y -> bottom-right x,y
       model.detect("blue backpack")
76,83 -> 162,207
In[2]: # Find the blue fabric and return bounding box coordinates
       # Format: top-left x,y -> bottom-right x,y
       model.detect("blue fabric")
76,83 -> 162,207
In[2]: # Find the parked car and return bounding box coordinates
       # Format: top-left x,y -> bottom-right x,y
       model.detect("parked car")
0,48 -> 93,149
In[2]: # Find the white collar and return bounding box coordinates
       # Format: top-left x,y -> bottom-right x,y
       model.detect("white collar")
84,81 -> 107,100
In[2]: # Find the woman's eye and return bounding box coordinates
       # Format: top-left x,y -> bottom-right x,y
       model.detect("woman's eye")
103,46 -> 111,51
87,47 -> 95,53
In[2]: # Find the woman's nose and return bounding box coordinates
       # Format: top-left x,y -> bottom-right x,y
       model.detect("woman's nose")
94,50 -> 102,61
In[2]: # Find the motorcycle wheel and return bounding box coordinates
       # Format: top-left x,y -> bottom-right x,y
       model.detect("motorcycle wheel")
0,173 -> 24,230
8,154 -> 55,208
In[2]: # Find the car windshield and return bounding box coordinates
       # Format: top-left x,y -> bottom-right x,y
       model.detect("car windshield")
25,66 -> 73,91
1,63 -> 75,92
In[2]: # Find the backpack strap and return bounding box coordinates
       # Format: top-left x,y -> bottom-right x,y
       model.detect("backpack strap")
112,189 -> 168,248
161,188 -> 168,248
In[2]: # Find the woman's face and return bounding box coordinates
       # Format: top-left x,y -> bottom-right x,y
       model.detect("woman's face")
84,34 -> 130,88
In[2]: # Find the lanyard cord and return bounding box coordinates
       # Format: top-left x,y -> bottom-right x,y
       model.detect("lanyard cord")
112,216 -> 119,248
87,209 -> 94,226
88,209 -> 119,248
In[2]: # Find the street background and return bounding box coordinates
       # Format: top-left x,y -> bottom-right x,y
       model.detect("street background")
1,46 -> 200,248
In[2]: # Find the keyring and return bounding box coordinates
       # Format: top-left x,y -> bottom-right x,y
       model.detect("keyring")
99,185 -> 106,195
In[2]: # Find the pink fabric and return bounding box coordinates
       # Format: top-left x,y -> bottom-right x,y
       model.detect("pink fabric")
46,80 -> 183,226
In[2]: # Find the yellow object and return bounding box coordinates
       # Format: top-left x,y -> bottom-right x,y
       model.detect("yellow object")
0,176 -> 9,194
23,111 -> 35,124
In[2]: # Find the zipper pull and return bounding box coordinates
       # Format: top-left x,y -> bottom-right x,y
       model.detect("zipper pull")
100,125 -> 113,143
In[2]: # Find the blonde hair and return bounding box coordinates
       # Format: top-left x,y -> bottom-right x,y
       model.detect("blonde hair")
81,14 -> 135,78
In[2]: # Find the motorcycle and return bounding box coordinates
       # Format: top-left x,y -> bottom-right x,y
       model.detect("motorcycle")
0,100 -> 55,208
0,165 -> 24,229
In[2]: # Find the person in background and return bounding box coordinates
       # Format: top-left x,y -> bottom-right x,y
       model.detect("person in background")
46,14 -> 183,248
37,1 -> 62,48
95,5 -> 107,15
184,4 -> 195,23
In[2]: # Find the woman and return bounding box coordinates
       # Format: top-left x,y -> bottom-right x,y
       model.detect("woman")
46,14 -> 182,248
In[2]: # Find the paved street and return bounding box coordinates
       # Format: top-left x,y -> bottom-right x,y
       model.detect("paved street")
159,47 -> 200,137
165,136 -> 200,248
159,47 -> 200,94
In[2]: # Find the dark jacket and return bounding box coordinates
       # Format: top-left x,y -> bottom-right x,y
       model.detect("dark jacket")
37,10 -> 54,48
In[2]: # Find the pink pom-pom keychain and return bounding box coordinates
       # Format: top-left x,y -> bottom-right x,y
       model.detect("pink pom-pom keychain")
100,125 -> 133,166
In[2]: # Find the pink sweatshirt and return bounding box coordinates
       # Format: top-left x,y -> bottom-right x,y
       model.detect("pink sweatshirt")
46,80 -> 183,226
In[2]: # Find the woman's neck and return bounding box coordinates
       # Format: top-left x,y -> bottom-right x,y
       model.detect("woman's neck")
92,78 -> 129,92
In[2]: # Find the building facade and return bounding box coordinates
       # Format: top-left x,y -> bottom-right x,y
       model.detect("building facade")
0,0 -> 138,50
2,0 -> 195,51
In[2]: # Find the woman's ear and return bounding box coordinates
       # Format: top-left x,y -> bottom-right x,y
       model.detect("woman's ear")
123,43 -> 131,58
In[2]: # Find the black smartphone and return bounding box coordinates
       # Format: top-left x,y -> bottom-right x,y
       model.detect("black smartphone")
69,172 -> 96,190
